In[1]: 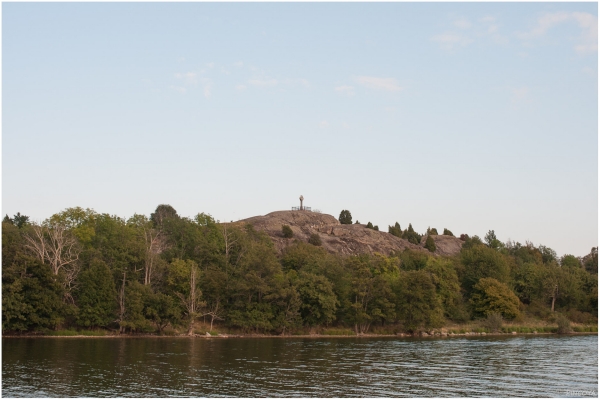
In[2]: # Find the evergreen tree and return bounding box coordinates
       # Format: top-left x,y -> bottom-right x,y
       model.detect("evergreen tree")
424,236 -> 436,253
76,259 -> 118,328
366,222 -> 374,229
308,233 -> 322,246
338,210 -> 352,225
281,225 -> 294,238
443,228 -> 454,236
388,222 -> 402,237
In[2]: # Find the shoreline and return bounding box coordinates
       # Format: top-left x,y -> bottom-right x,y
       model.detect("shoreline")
3,331 -> 597,339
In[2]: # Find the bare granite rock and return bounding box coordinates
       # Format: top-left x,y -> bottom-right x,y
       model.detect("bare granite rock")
234,210 -> 442,256
419,234 -> 464,257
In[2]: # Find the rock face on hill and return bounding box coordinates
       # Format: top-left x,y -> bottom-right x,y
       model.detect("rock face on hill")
236,210 -> 463,257
419,234 -> 465,257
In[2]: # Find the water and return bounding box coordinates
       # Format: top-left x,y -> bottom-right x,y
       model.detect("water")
2,335 -> 597,397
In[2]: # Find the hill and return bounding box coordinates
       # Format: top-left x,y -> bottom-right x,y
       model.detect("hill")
236,210 -> 464,257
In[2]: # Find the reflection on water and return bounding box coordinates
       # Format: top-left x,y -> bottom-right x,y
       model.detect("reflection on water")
2,335 -> 598,397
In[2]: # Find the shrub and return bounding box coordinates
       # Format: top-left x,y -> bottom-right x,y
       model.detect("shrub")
389,222 -> 402,237
366,222 -> 374,229
373,225 -> 379,231
425,236 -> 436,253
555,314 -> 571,334
483,312 -> 503,333
443,228 -> 454,236
308,233 -> 322,246
282,225 -> 294,238
339,210 -> 352,225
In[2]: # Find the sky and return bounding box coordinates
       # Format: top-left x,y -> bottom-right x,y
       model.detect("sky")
2,2 -> 598,258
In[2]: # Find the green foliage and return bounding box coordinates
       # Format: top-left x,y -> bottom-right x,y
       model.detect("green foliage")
76,259 -> 118,328
427,227 -> 438,235
373,225 -> 379,231
338,210 -> 352,225
395,270 -> 443,332
560,254 -> 581,268
308,233 -> 322,246
424,236 -> 436,253
470,278 -> 521,320
460,245 -> 510,294
402,223 -> 421,245
4,204 -> 598,336
484,230 -> 503,250
150,204 -> 179,228
296,271 -> 338,326
396,249 -> 429,271
582,247 -> 598,274
366,222 -> 374,229
282,225 -> 294,238
4,212 -> 30,228
388,222 -> 402,237
2,257 -> 65,332
443,228 -> 454,236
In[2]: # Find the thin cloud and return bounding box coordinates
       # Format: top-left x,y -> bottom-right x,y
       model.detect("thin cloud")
354,76 -> 402,92
169,85 -> 187,94
174,72 -> 198,85
233,61 -> 244,68
235,84 -> 247,91
454,17 -> 472,30
431,32 -> 473,50
319,121 -> 329,129
520,11 -> 598,54
335,85 -> 355,96
248,78 -> 278,87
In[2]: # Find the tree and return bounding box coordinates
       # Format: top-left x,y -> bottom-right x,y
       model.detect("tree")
396,270 -> 443,332
424,236 -> 436,253
443,228 -> 454,237
582,247 -> 598,274
366,222 -> 374,229
373,225 -> 379,231
427,227 -> 438,235
296,271 -> 338,326
11,212 -> 30,229
167,259 -> 205,335
23,222 -> 82,303
281,225 -> 294,238
402,223 -> 421,245
339,210 -> 352,225
460,245 -> 510,295
308,233 -> 322,246
388,222 -> 402,238
150,204 -> 179,228
470,278 -> 521,320
76,259 -> 118,328
484,230 -> 503,250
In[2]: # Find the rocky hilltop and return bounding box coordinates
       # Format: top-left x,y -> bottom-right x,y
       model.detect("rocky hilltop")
236,210 -> 463,257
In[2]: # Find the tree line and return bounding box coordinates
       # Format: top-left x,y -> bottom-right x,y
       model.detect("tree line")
2,205 -> 597,335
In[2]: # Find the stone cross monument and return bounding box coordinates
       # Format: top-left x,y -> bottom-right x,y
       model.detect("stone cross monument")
299,195 -> 304,211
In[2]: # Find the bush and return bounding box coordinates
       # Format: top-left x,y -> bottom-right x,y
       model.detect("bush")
425,236 -> 436,253
483,312 -> 503,333
366,222 -> 374,229
308,233 -> 322,246
555,314 -> 571,334
282,225 -> 294,238
339,210 -> 352,225
443,228 -> 454,236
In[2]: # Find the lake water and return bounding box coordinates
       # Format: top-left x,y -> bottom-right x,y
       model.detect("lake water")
2,335 -> 597,397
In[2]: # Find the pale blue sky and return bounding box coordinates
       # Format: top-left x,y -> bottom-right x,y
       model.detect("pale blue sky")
3,2 -> 598,257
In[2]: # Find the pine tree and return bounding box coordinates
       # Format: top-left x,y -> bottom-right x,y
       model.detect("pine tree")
339,210 -> 353,224
425,235 -> 437,253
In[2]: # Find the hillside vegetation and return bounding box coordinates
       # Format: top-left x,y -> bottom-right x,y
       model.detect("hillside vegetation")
2,205 -> 597,335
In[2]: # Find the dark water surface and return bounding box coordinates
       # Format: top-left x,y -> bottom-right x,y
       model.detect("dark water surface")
2,335 -> 597,397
